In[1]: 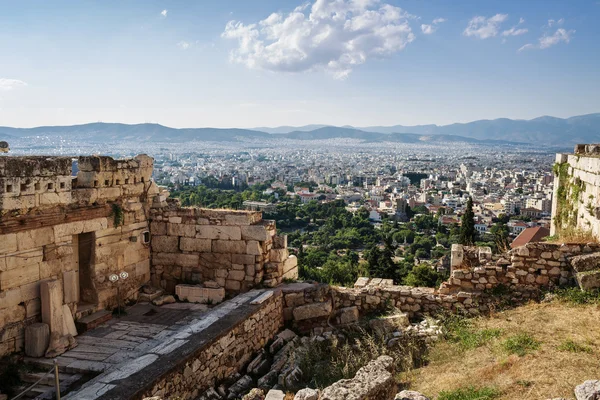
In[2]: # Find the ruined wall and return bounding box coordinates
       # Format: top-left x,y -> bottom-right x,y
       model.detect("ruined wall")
149,206 -> 298,293
283,242 -> 597,334
552,144 -> 600,238
139,291 -> 284,400
0,155 -> 156,356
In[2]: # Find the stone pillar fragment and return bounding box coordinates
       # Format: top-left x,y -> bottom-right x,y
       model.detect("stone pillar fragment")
25,323 -> 50,358
40,279 -> 77,357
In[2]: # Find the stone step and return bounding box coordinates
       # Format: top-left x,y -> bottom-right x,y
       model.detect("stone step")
75,310 -> 112,333
74,303 -> 96,320
21,371 -> 70,386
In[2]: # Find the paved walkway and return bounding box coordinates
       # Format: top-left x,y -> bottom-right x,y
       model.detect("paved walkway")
31,290 -> 271,400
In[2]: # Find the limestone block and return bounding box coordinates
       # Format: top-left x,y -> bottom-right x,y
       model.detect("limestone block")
283,256 -> 298,274
0,263 -> 40,290
241,225 -> 270,242
43,243 -> 74,262
124,246 -> 149,266
270,249 -> 288,263
0,233 -> 17,253
40,259 -> 66,280
63,270 -> 79,304
150,221 -> 167,236
0,305 -> 26,326
212,240 -> 247,254
338,306 -> 360,324
152,236 -> 180,253
225,280 -> 241,291
96,187 -> 122,200
0,287 -> 22,310
180,237 -> 212,252
450,244 -> 464,269
25,323 -> 50,358
246,241 -> 263,255
232,254 -> 256,265
62,304 -> 78,337
228,270 -> 246,281
167,223 -> 196,238
176,284 -> 225,304
293,301 -> 332,321
575,271 -> 600,291
195,225 -> 241,241
153,252 -> 199,268
199,253 -> 232,269
4,249 -> 43,271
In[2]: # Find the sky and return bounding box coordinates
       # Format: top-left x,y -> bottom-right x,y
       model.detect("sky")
0,0 -> 599,129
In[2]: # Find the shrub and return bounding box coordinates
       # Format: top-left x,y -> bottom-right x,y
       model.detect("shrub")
438,386 -> 500,400
502,333 -> 540,356
557,339 -> 592,354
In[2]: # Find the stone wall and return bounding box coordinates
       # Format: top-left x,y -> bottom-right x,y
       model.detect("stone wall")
148,205 -> 298,293
552,144 -> 600,238
282,242 -> 599,334
0,155 -> 156,356
138,291 -> 284,400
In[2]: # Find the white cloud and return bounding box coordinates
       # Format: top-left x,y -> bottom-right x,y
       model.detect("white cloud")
547,18 -> 564,27
221,0 -> 417,80
519,26 -> 574,52
502,16 -> 527,36
463,14 -> 508,39
177,41 -> 191,50
0,79 -> 27,91
539,28 -> 574,48
161,9 -> 168,17
421,17 -> 445,34
502,26 -> 528,36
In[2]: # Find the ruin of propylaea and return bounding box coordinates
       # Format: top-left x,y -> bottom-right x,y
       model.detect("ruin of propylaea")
0,147 -> 599,400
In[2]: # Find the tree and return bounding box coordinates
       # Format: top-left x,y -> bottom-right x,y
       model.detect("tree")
459,197 -> 476,246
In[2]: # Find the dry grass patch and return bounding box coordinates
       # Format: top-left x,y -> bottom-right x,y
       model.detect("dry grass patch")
402,301 -> 600,400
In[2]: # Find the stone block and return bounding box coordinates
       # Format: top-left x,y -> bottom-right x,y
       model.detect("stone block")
270,249 -> 288,263
152,236 -> 180,253
25,323 -> 50,358
153,252 -> 199,268
293,301 -> 332,321
62,304 -> 78,337
180,237 -> 212,252
246,241 -> 263,255
167,223 -> 196,238
0,262 -> 40,290
232,254 -> 257,265
338,306 -> 359,324
241,225 -> 270,241
283,256 -> 298,274
575,270 -> 600,291
0,233 -> 17,253
150,221 -> 167,236
199,253 -> 232,269
228,270 -> 246,281
176,284 -> 225,304
197,225 -> 241,240
212,240 -> 247,254
63,270 -> 79,304
225,280 -> 241,291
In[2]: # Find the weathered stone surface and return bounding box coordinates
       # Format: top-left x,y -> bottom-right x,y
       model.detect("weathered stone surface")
198,225 -> 242,241
575,380 -> 600,400
265,389 -> 285,400
293,301 -> 332,321
25,323 -> 49,357
180,237 -> 212,252
395,391 -> 430,400
151,236 -> 180,253
320,355 -> 396,400
337,306 -> 359,324
369,313 -> 410,335
295,388 -> 319,400
176,285 -> 225,304
571,253 -> 600,273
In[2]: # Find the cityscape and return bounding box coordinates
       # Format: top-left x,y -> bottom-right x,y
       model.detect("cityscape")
1,1 -> 600,400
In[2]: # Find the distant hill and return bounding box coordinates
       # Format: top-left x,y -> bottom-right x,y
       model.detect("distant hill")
258,113 -> 600,146
1,113 -> 598,145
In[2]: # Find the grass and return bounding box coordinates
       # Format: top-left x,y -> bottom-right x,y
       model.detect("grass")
438,386 -> 500,400
557,339 -> 593,354
402,300 -> 600,400
553,287 -> 600,305
501,333 -> 540,357
291,328 -> 424,389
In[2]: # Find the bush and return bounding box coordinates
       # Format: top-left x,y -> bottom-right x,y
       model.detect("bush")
438,386 -> 500,400
502,333 -> 540,356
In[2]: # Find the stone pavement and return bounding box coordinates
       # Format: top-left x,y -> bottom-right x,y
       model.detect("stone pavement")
58,290 -> 270,399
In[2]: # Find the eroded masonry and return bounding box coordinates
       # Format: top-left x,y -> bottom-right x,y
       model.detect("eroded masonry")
0,154 -> 297,357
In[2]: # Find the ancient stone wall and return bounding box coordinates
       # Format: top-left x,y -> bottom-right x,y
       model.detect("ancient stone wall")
139,291 -> 284,400
552,145 -> 600,238
0,155 -> 157,356
282,242 -> 598,334
148,206 -> 298,293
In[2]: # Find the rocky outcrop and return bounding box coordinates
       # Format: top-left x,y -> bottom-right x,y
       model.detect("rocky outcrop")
320,355 -> 397,400
575,380 -> 600,400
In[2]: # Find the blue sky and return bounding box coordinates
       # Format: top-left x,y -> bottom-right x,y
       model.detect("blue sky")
0,0 -> 598,128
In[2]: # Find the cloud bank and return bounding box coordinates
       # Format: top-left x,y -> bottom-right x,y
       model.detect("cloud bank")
222,0 -> 417,80
0,79 -> 27,91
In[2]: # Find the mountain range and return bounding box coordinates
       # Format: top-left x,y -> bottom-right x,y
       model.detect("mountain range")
1,113 -> 598,146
